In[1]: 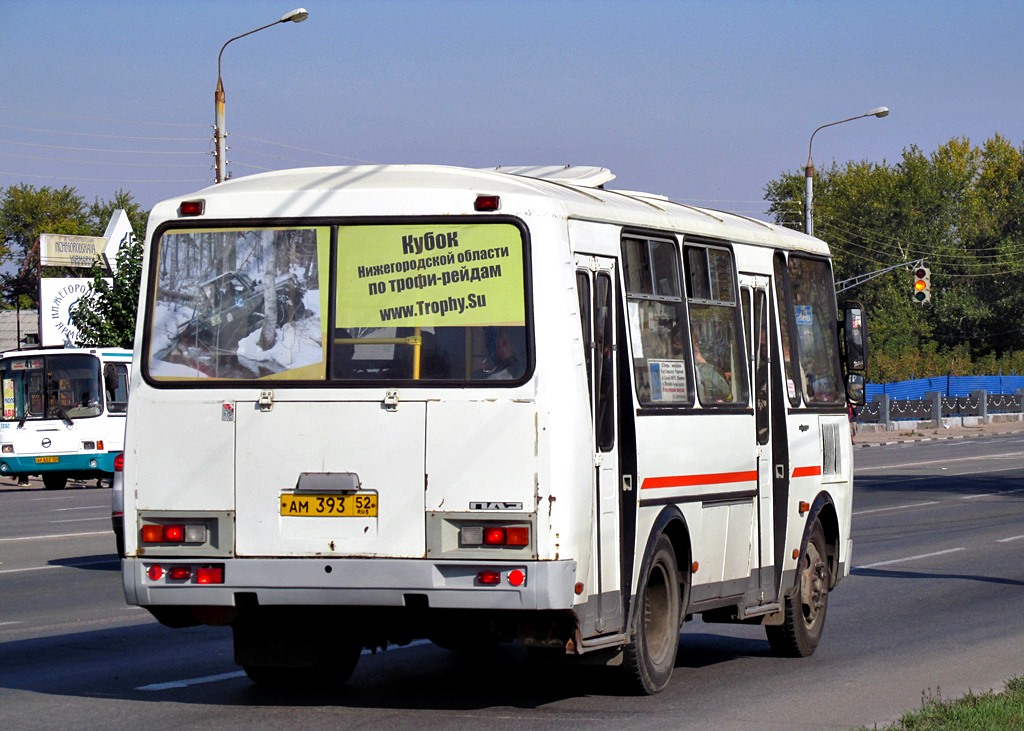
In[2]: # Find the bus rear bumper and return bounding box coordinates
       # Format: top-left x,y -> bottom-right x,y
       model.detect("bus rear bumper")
0,452 -> 118,477
123,557 -> 579,613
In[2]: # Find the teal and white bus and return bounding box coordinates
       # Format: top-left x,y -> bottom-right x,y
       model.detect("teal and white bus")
0,347 -> 132,490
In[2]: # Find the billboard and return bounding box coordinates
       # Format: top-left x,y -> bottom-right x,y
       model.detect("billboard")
39,278 -> 111,347
39,234 -> 107,268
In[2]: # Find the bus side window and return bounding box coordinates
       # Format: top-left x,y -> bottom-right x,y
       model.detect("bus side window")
105,364 -> 130,413
621,235 -> 691,406
774,253 -> 801,406
788,256 -> 844,405
684,244 -> 748,407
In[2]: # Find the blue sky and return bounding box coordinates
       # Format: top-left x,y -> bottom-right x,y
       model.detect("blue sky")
2,0 -> 1022,220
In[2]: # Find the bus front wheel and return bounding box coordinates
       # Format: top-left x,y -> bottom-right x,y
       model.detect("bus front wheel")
622,534 -> 681,694
767,518 -> 830,657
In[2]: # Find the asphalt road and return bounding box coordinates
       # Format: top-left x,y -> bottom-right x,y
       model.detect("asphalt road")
2,435 -> 1023,730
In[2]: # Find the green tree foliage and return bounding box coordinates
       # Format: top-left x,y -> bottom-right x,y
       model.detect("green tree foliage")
765,135 -> 1024,383
0,184 -> 90,305
0,185 -> 149,310
69,231 -> 144,349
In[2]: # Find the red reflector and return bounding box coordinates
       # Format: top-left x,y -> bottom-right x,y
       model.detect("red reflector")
178,199 -> 205,216
483,527 -> 506,545
141,525 -> 163,544
113,452 -> 124,472
168,566 -> 191,580
147,564 -> 164,581
474,195 -> 500,212
163,525 -> 185,542
506,527 -> 529,546
507,569 -> 525,587
96,440 -> 104,451
196,566 -> 224,585
477,570 -> 501,585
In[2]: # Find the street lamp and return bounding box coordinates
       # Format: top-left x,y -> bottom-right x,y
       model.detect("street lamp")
804,106 -> 889,236
214,7 -> 309,183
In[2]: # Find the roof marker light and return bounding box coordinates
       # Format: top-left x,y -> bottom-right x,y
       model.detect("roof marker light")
474,195 -> 500,212
179,200 -> 205,216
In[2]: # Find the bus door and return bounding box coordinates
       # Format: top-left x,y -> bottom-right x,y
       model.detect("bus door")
576,255 -> 623,634
742,280 -> 778,604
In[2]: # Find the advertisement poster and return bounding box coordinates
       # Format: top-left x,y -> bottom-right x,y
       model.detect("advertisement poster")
335,223 -> 525,329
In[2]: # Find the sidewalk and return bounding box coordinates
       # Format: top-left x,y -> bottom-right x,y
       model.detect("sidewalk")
854,414 -> 1024,447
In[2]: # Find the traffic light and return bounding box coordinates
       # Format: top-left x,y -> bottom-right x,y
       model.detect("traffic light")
912,266 -> 931,304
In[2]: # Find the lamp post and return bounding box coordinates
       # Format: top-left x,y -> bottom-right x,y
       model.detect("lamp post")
214,7 -> 309,183
804,106 -> 889,236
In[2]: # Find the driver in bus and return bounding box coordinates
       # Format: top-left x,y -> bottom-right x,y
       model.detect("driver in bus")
483,327 -> 526,380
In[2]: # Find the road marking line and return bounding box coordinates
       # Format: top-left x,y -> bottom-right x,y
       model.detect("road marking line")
135,640 -> 436,691
854,501 -> 939,516
0,531 -> 109,543
0,621 -> 23,627
55,506 -> 106,512
855,451 -> 1024,473
137,671 -> 247,691
997,535 -> 1024,543
963,487 -> 1024,500
857,547 -> 964,569
50,517 -> 108,524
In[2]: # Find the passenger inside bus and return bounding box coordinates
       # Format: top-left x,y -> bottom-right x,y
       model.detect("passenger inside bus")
692,329 -> 731,403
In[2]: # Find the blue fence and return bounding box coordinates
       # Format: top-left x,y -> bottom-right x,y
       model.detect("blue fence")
866,375 -> 1024,401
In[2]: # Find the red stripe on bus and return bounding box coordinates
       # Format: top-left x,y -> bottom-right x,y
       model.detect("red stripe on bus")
792,465 -> 822,478
641,470 -> 758,490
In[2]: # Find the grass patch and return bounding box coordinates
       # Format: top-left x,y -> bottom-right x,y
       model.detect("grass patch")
857,677 -> 1024,730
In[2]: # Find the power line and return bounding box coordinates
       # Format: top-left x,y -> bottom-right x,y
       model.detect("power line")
0,123 -> 205,143
0,105 -> 207,129
0,139 -> 209,156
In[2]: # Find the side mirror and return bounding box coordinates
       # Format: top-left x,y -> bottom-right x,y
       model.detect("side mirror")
843,302 -> 868,372
846,373 -> 865,406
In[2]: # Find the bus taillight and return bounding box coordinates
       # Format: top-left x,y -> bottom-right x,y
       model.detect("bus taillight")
461,524 -> 530,547
140,523 -> 208,544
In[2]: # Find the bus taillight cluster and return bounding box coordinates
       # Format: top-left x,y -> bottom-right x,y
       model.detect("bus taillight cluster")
460,524 -> 529,547
141,523 -> 208,545
146,563 -> 224,584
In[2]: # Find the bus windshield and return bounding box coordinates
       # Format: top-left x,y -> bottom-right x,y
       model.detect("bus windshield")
147,222 -> 529,384
1,353 -> 105,421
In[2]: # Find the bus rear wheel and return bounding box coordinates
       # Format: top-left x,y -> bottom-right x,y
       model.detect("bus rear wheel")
42,474 -> 67,491
767,519 -> 830,657
622,534 -> 681,694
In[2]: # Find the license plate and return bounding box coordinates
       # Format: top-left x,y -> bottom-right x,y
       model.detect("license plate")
280,492 -> 378,517
35,456 -> 59,464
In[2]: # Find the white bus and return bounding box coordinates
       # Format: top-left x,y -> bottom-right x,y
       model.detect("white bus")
122,164 -> 867,694
0,346 -> 132,490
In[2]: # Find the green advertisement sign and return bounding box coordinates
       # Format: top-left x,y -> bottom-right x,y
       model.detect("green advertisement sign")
336,223 -> 525,328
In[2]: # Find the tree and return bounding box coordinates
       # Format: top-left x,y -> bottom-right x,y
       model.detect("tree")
764,135 -> 1024,382
0,184 -> 90,307
69,230 -> 144,349
0,184 -> 149,312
